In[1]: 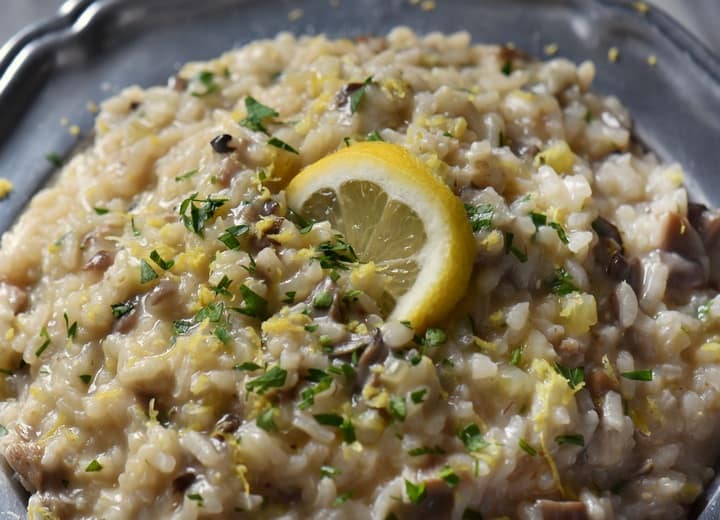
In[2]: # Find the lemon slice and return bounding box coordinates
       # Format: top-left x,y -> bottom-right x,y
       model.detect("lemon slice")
285,142 -> 474,329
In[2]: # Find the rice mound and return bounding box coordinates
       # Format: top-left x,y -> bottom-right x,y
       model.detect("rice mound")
0,27 -> 719,519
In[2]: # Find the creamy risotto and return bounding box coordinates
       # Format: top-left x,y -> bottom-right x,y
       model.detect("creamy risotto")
0,27 -> 719,520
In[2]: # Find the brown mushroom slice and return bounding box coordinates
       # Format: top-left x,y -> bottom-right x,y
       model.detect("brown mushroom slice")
5,440 -> 44,491
687,202 -> 720,289
591,217 -> 641,291
536,499 -> 588,520
657,212 -> 709,289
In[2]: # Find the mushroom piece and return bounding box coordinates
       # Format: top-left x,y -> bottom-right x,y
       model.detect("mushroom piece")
657,212 -> 709,290
353,329 -> 389,392
585,367 -> 620,399
5,440 -> 44,491
687,202 -> 720,289
83,250 -> 115,272
591,217 -> 641,291
536,499 -> 588,520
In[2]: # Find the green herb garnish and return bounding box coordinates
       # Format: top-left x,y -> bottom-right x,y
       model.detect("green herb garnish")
111,302 -> 135,319
64,312 -> 77,340
439,465 -> 460,487
268,137 -> 299,155
282,291 -> 296,305
333,491 -> 352,506
313,291 -> 334,309
190,70 -> 218,97
179,193 -> 227,236
85,459 -> 103,472
35,327 -> 51,357
218,224 -> 249,250
555,434 -> 585,446
79,374 -> 92,385
246,366 -> 287,394
388,395 -> 407,422
550,267 -> 579,295
518,438 -> 537,456
410,388 -> 427,404
234,362 -> 262,371
210,275 -> 232,297
175,169 -> 199,181
140,259 -> 159,284
465,204 -> 494,232
554,362 -> 585,389
231,284 -> 268,319
501,59 -> 513,75
349,77 -> 373,114
620,369 -> 653,381
404,479 -> 426,504
240,96 -> 279,134
320,465 -> 339,479
366,130 -> 383,141
149,250 -> 174,270
504,232 -> 527,262
46,153 -> 63,167
457,423 -> 488,451
509,346 -> 523,366
424,327 -> 447,347
93,207 -> 109,215
256,407 -> 277,432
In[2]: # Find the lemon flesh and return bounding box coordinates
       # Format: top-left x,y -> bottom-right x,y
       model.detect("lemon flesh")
285,142 -> 475,330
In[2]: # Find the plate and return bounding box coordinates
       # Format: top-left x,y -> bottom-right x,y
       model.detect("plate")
0,0 -> 719,517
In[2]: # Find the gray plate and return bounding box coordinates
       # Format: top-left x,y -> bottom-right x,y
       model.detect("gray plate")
0,0 -> 719,517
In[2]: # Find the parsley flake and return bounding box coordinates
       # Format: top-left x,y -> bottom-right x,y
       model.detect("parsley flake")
555,433 -> 585,446
234,362 -> 262,371
256,407 -> 277,432
140,259 -> 159,284
404,479 -> 426,504
553,362 -> 585,388
366,130 -> 384,141
425,327 -> 447,347
175,169 -> 198,182
620,369 -> 653,381
246,366 -> 287,394
179,193 -> 227,236
388,395 -> 407,422
85,459 -> 102,472
410,388 -> 427,404
35,327 -> 51,357
46,153 -> 63,168
439,465 -> 460,487
63,312 -> 77,340
190,70 -> 218,97
218,224 -> 249,250
231,284 -> 268,319
149,250 -> 174,270
267,137 -> 299,155
458,423 -> 488,452
333,491 -> 352,506
550,267 -> 579,295
349,77 -> 373,114
282,291 -> 296,305
518,438 -> 537,456
93,207 -> 109,215
313,291 -> 333,309
79,374 -> 92,385
465,204 -> 494,232
111,302 -> 135,319
240,96 -> 278,134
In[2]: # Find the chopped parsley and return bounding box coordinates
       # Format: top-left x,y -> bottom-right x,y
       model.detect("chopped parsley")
501,59 -> 513,75
457,423 -> 488,451
320,465 -> 338,479
550,267 -> 579,295
343,289 -> 362,302
246,366 -> 287,394
214,326 -> 231,343
555,433 -> 585,446
175,169 -> 199,182
256,407 -> 277,432
349,76 -> 373,114
620,369 -> 653,381
424,327 -> 447,347
46,153 -> 63,167
404,479 -> 426,504
410,388 -> 427,404
240,96 -> 278,134
241,253 -> 256,275
110,302 -> 135,319
35,327 -> 51,357
139,259 -> 159,284
234,362 -> 262,371
196,301 -> 224,323
509,346 -> 523,366
93,207 -> 109,215
465,204 -> 494,232
149,250 -> 174,270
190,70 -> 218,97
366,130 -> 383,141
698,302 -> 711,321
439,465 -> 460,487
313,414 -> 356,443
267,137 -> 299,155
333,492 -> 352,506
388,395 -> 407,422
518,438 -> 537,456
314,237 -> 358,270
298,370 -> 332,410
210,275 -> 232,297
530,212 -> 547,228
218,224 -> 249,250
231,284 -> 268,319
504,232 -> 528,262
64,312 -> 77,340
79,374 -> 92,385
282,291 -> 296,305
187,492 -> 204,505
554,362 -> 585,389
313,291 -> 334,309
0,425 -> 8,437
179,193 -> 227,236
530,212 -> 570,244
549,222 -> 569,244
304,324 -> 319,333
407,445 -> 445,456
85,459 -> 103,472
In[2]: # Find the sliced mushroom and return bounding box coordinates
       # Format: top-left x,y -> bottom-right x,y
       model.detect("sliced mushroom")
215,413 -> 241,434
687,202 -> 720,289
83,250 -> 115,272
591,217 -> 641,291
536,499 -> 588,520
586,367 -> 620,399
172,470 -> 196,493
113,297 -> 141,334
5,440 -> 44,491
658,212 -> 709,290
0,282 -> 28,314
145,280 -> 181,320
353,329 -> 389,392
390,478 -> 454,518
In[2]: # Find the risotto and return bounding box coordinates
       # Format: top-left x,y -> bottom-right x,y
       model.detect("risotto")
0,27 -> 719,520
